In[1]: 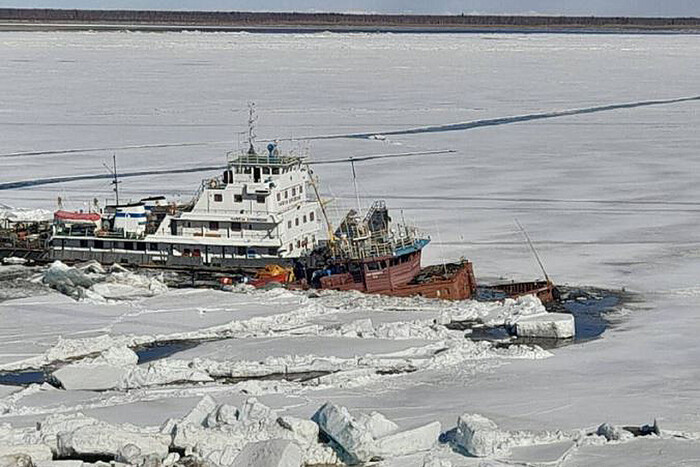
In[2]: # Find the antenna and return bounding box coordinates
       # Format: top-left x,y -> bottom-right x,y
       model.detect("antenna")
514,219 -> 550,283
350,157 -> 362,215
247,102 -> 257,154
102,154 -> 121,206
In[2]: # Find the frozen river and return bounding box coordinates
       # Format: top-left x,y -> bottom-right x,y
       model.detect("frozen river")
1,31 -> 700,465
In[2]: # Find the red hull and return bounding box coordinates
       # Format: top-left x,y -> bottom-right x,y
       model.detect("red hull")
316,251 -> 477,300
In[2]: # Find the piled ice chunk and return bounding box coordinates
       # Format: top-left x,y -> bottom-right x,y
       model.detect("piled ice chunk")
313,402 -> 441,463
42,260 -> 167,302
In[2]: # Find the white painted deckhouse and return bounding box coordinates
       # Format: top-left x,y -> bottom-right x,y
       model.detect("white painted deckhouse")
49,141 -> 325,269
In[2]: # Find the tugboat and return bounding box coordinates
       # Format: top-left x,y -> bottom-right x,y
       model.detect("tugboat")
290,201 -> 478,300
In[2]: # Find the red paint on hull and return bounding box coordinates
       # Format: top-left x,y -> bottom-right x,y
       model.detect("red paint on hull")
316,251 -> 477,300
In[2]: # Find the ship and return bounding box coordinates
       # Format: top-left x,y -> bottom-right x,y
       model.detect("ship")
49,109 -> 327,270
285,200 -> 478,300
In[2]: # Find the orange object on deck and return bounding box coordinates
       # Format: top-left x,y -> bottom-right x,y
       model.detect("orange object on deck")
249,265 -> 294,288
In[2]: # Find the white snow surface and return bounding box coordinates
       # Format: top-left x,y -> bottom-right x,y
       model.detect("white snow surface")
1,31 -> 700,465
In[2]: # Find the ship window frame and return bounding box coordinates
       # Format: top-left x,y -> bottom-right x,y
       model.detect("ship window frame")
272,168 -> 280,175
287,220 -> 292,229
277,193 -> 281,202
367,262 -> 381,271
285,190 -> 289,199
303,215 -> 307,223
256,195 -> 266,204
149,243 -> 158,250
94,240 -> 104,249
209,221 -> 219,231
309,211 -> 315,221
295,218 -> 299,226
292,187 -> 296,196
263,167 -> 270,175
234,194 -> 243,203
231,222 -> 241,231
213,194 -> 223,202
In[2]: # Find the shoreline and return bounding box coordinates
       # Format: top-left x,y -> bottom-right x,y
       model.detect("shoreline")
0,8 -> 699,34
1,22 -> 698,35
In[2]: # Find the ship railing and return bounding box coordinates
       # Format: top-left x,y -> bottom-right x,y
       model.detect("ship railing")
228,153 -> 306,167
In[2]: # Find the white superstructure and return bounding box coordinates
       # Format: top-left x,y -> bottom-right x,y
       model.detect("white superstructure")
149,142 -> 323,261
50,140 -> 326,269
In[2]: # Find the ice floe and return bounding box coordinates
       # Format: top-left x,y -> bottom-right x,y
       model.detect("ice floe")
512,312 -> 576,339
42,261 -> 167,302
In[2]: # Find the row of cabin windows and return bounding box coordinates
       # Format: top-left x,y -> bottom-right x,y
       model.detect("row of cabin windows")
213,193 -> 265,204
288,235 -> 315,253
185,221 -> 244,231
181,247 -> 278,257
286,211 -> 316,229
77,240 -> 280,258
235,166 -> 288,175
275,185 -> 303,202
79,239 -> 159,251
366,255 -> 412,271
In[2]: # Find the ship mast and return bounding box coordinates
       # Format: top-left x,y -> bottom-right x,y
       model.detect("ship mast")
247,102 -> 257,155
515,219 -> 551,283
350,157 -> 362,216
102,154 -> 121,206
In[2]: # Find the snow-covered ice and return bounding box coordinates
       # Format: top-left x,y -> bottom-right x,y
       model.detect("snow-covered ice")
1,30 -> 700,465
513,312 -> 576,339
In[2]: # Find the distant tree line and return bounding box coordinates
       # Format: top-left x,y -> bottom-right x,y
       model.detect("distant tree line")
1,9 -> 698,29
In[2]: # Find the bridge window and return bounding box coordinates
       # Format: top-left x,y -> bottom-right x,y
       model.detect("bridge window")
209,221 -> 219,230
256,195 -> 265,203
234,194 -> 243,203
231,222 -> 241,231
214,194 -> 223,202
